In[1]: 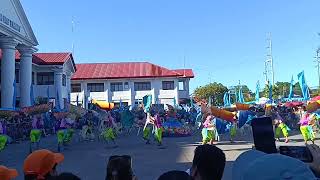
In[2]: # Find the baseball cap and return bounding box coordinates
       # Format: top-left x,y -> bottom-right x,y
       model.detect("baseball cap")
232,150 -> 316,180
0,166 -> 18,180
23,149 -> 64,179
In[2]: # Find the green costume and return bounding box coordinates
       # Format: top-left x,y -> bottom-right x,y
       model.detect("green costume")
143,126 -> 152,140
30,129 -> 41,143
275,123 -> 289,138
57,129 -> 74,144
230,124 -> 237,139
202,128 -> 214,144
102,128 -> 115,141
0,135 -> 7,151
300,125 -> 315,142
154,127 -> 162,144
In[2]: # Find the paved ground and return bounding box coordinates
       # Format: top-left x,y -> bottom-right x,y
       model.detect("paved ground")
0,130 -> 319,180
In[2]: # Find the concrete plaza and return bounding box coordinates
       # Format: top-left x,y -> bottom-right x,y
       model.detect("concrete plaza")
0,130 -> 319,180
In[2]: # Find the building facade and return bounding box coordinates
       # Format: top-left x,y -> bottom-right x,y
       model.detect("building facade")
70,62 -> 194,107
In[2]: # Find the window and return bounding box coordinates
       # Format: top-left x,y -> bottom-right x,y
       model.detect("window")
124,82 -> 129,90
71,84 -> 81,92
87,83 -> 104,92
62,74 -> 66,86
37,72 -> 54,85
110,82 -> 123,92
32,72 -> 35,84
134,82 -> 151,91
162,81 -> 174,90
179,81 -> 185,91
15,69 -> 19,83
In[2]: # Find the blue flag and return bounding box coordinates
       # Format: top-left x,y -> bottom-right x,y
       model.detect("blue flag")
12,79 -> 16,109
143,95 -> 152,112
223,92 -> 229,107
297,71 -> 310,100
30,84 -> 35,106
238,87 -> 244,103
288,75 -> 294,99
255,81 -> 260,102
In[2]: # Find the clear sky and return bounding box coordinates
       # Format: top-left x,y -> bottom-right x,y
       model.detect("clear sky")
21,0 -> 320,92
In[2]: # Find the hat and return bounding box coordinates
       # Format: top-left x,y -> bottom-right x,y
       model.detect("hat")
23,149 -> 64,179
232,150 -> 316,180
0,166 -> 18,180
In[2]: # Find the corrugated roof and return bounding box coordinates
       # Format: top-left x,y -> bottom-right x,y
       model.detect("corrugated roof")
72,62 -> 194,80
173,69 -> 194,78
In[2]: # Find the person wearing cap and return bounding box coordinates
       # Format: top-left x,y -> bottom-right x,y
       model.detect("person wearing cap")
0,165 -> 18,180
232,148 -> 318,180
24,149 -> 64,180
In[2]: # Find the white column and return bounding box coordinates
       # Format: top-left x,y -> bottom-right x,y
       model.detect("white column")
81,82 -> 87,108
129,81 -> 135,106
0,37 -> 18,108
54,68 -> 64,109
17,45 -> 36,107
174,79 -> 179,105
152,80 -> 160,104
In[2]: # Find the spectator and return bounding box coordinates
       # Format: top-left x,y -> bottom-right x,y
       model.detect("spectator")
232,149 -> 316,180
158,170 -> 191,180
190,144 -> 226,180
0,165 -> 18,180
106,155 -> 136,180
23,149 -> 64,180
53,172 -> 81,180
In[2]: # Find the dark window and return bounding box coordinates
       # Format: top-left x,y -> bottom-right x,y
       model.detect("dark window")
37,72 -> 54,85
124,82 -> 129,89
162,81 -> 174,90
87,83 -> 104,92
32,72 -> 35,84
71,83 -> 81,92
15,69 -> 19,83
62,74 -> 66,86
134,82 -> 151,91
110,82 -> 123,92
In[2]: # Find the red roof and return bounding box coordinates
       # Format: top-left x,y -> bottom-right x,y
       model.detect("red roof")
173,69 -> 194,78
0,50 -> 74,66
72,62 -> 194,80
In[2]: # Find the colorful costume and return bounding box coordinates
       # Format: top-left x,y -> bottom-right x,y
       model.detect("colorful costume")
100,112 -> 117,144
143,113 -> 154,143
57,118 -> 75,147
153,114 -> 163,145
202,115 -> 217,144
0,122 -> 7,151
30,117 -> 42,143
299,113 -> 315,143
274,113 -> 290,143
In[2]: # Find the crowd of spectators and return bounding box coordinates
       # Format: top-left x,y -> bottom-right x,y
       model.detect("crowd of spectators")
1,143 -> 320,180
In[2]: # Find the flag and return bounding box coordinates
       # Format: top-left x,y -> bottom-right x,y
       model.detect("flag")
12,79 -> 16,109
238,87 -> 244,103
255,81 -> 260,102
143,95 -> 152,112
30,84 -> 35,106
297,71 -> 310,100
223,92 -> 230,107
288,76 -> 294,99
190,96 -> 194,108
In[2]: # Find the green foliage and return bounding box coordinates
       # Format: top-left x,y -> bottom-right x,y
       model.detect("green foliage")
194,82 -> 228,106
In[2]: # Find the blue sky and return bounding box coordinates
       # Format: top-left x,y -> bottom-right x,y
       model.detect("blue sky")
21,0 -> 320,92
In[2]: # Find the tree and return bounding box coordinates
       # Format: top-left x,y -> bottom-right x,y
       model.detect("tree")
262,84 -> 280,99
193,82 -> 228,106
293,82 -> 302,96
275,82 -> 291,98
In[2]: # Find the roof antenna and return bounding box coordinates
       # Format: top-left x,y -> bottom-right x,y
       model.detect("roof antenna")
183,55 -> 186,77
71,16 -> 79,58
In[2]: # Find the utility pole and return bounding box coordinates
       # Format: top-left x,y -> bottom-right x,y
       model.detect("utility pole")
266,33 -> 275,86
314,48 -> 320,88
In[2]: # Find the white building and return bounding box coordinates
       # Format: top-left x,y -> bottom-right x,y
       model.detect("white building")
70,62 -> 194,107
0,0 -> 76,109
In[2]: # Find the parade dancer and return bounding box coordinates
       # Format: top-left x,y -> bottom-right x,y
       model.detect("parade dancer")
29,115 -> 43,152
299,113 -> 315,144
0,121 -> 8,151
274,112 -> 290,143
229,121 -> 237,143
57,118 -> 75,152
201,114 -> 217,145
143,112 -> 154,144
100,111 -> 117,148
153,113 -> 163,146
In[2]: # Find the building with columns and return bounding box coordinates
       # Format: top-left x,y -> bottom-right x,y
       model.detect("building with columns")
70,62 -> 194,108
0,0 -> 76,109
